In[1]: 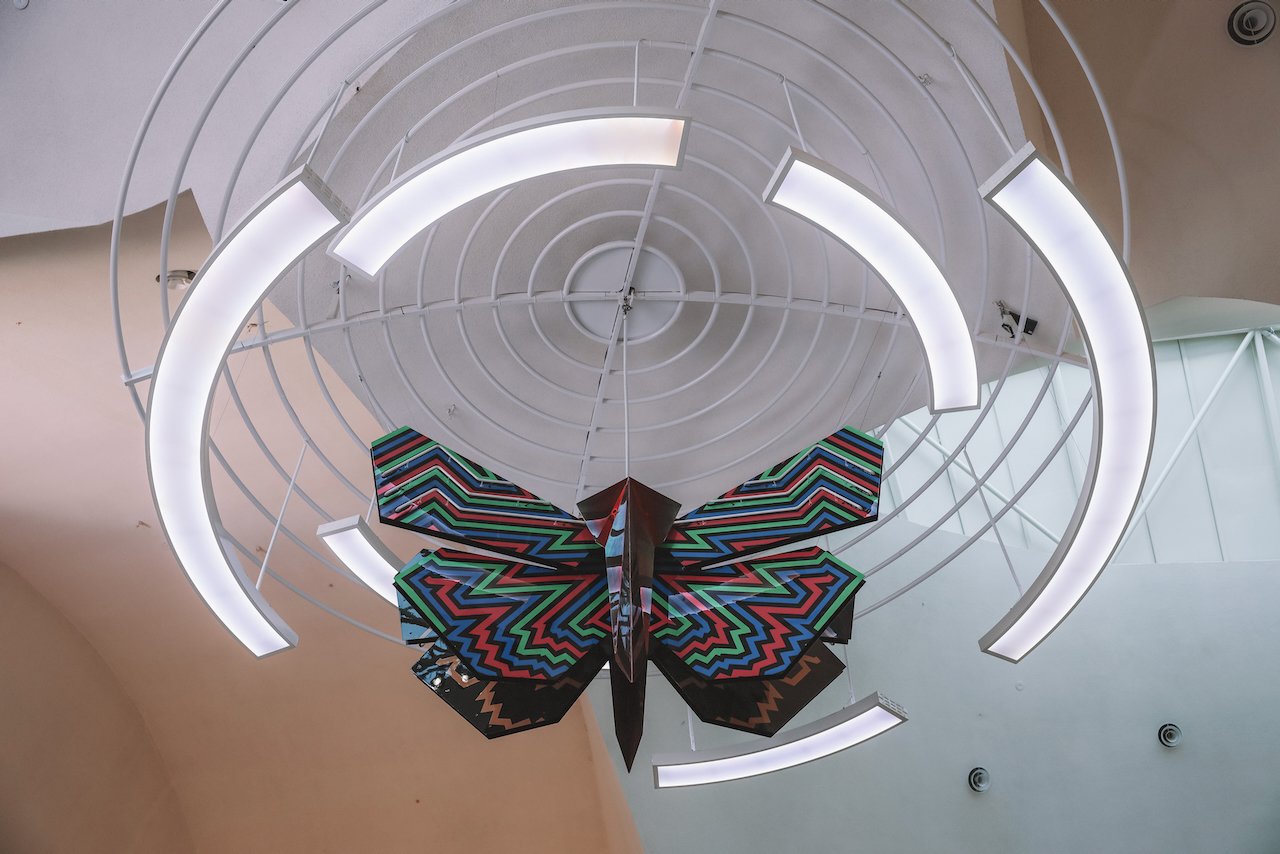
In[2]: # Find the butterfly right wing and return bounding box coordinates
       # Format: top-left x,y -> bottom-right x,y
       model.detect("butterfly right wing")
660,426 -> 883,569
649,546 -> 863,681
651,642 -> 845,737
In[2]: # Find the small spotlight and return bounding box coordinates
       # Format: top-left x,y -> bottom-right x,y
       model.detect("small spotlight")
996,300 -> 1037,339
156,269 -> 197,290
1158,723 -> 1183,748
968,766 -> 991,792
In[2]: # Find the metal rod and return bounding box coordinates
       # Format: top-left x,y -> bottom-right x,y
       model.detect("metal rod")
622,306 -> 631,478
963,446 -> 1023,595
305,80 -> 347,166
946,42 -> 1014,154
687,706 -> 697,751
1119,331 -> 1255,552
389,135 -> 408,180
575,308 -> 627,501
898,417 -> 1061,544
256,443 -> 309,588
633,40 -> 641,106
621,0 -> 719,290
1178,340 -> 1226,561
1253,332 -> 1280,492
782,77 -> 807,152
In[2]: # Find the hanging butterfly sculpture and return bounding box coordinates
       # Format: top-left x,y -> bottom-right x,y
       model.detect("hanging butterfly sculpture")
373,425 -> 884,770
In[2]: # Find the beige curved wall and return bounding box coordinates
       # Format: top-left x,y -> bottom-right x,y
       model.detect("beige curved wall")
0,559 -> 193,852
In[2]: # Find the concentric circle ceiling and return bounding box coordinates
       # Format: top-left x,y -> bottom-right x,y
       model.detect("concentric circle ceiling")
111,0 -> 1125,671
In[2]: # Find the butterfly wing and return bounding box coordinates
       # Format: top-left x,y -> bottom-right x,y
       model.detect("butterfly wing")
650,546 -> 864,681
372,427 -> 597,568
411,634 -> 607,738
651,642 -> 845,737
660,427 -> 883,568
395,548 -> 610,682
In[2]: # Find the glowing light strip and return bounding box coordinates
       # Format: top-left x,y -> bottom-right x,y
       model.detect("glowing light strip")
979,144 -> 1155,662
764,147 -> 978,413
651,693 -> 907,788
146,167 -> 347,656
317,516 -> 402,605
331,109 -> 690,278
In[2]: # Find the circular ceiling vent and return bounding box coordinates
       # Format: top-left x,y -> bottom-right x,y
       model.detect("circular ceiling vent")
967,766 -> 991,792
1158,722 -> 1183,748
1228,2 -> 1275,45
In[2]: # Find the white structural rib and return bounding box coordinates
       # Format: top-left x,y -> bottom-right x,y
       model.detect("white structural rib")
317,515 -> 403,605
146,167 -> 347,656
652,693 -> 907,788
979,144 -> 1156,662
764,147 -> 979,413
330,108 -> 690,278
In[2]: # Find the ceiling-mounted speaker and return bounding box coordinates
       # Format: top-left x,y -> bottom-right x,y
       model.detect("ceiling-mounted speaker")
1228,2 -> 1275,45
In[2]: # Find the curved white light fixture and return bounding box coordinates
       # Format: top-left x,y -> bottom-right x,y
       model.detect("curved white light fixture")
317,516 -> 402,605
331,109 -> 690,278
146,166 -> 347,656
651,692 -> 907,788
764,147 -> 979,413
979,144 -> 1156,662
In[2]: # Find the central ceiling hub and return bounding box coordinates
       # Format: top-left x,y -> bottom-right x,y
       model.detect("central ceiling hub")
565,243 -> 680,342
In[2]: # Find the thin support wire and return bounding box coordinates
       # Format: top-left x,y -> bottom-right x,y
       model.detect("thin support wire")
622,303 -> 631,479
305,81 -> 347,166
687,706 -> 697,751
840,641 -> 855,703
256,442 -> 310,588
782,77 -> 807,152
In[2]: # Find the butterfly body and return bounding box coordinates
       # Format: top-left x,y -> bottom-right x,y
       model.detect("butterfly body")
377,426 -> 884,770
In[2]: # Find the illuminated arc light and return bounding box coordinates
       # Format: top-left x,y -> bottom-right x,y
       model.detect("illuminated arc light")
330,108 -> 690,278
317,516 -> 402,605
146,166 -> 348,657
763,147 -> 979,414
979,144 -> 1156,662
651,692 -> 907,788
318,514 -> 545,603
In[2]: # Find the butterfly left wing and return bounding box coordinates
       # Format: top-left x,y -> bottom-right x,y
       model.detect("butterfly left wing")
395,548 -> 610,682
650,546 -> 863,681
660,427 -> 883,569
373,427 -> 597,569
411,633 -> 607,738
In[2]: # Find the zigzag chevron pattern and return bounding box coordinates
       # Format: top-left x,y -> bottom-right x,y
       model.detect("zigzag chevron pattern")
411,637 -> 606,738
395,548 -> 610,681
372,427 -> 597,568
661,427 -> 884,568
652,642 -> 844,736
650,546 -> 864,680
